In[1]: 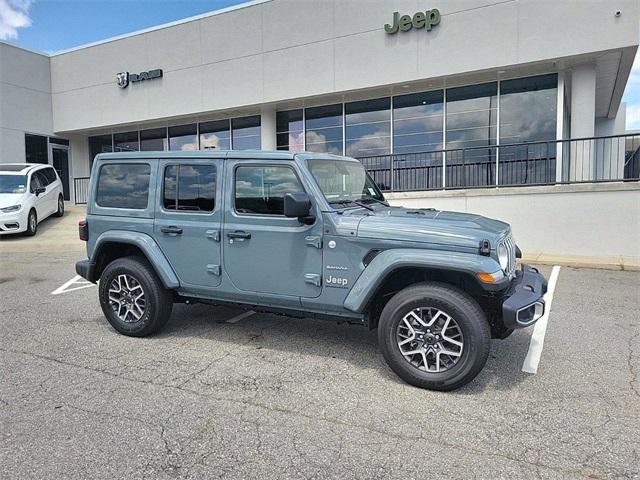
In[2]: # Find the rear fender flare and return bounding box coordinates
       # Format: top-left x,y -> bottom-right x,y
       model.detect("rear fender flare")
92,230 -> 179,289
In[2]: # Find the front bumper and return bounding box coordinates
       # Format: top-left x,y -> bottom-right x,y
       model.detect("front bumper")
0,210 -> 28,235
502,265 -> 548,329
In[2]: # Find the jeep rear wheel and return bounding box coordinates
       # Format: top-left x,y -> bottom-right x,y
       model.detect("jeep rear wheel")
378,282 -> 490,391
99,257 -> 173,337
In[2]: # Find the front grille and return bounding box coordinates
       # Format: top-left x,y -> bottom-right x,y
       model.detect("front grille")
500,233 -> 517,278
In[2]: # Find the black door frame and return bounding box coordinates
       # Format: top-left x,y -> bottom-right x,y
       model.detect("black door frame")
50,144 -> 70,201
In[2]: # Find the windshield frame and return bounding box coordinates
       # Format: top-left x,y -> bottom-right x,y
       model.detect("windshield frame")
0,174 -> 28,194
306,159 -> 386,209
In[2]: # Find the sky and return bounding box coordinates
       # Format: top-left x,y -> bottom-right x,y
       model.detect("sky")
0,0 -> 639,130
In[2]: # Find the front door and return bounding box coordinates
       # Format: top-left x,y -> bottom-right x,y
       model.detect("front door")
223,160 -> 323,298
153,159 -> 223,288
51,147 -> 70,201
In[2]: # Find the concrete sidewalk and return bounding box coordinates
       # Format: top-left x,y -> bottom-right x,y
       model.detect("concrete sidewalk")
0,203 -> 86,254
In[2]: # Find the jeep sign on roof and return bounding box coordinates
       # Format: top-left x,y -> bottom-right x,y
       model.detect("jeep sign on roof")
385,9 -> 441,34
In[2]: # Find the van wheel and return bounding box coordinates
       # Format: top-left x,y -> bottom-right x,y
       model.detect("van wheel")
54,195 -> 64,217
378,282 -> 490,391
99,257 -> 173,337
25,209 -> 37,236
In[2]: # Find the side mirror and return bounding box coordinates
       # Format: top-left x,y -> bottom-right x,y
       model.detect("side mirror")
284,192 -> 314,224
35,187 -> 46,196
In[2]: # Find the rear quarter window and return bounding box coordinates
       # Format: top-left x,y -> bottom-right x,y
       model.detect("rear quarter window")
96,163 -> 151,209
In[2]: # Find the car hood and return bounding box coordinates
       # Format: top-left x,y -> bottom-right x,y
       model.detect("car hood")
356,205 -> 510,250
0,193 -> 25,209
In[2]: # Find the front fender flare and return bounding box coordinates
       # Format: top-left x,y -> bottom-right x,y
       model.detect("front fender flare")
92,230 -> 180,289
343,249 -> 503,313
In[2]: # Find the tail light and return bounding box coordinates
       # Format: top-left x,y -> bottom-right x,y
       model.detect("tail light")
79,219 -> 88,241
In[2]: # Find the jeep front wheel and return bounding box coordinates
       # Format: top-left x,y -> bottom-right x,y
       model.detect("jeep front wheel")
99,257 -> 173,337
378,282 -> 490,391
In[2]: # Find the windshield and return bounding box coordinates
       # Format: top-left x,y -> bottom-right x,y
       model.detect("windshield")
308,159 -> 385,206
0,175 -> 27,194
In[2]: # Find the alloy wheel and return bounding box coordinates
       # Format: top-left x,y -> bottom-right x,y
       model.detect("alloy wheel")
108,274 -> 147,323
396,307 -> 464,373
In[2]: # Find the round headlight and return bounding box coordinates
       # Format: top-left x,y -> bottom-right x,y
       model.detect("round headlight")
497,243 -> 509,271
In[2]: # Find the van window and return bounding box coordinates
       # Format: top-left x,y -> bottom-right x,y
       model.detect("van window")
43,167 -> 58,184
235,165 -> 303,215
96,163 -> 150,209
163,164 -> 216,212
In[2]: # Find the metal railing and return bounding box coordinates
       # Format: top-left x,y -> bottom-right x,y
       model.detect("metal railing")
74,177 -> 90,204
358,133 -> 640,192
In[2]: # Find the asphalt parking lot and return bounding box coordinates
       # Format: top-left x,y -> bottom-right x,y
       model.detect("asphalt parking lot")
1,251 -> 639,479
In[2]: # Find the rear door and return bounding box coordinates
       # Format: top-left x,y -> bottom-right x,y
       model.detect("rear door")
153,159 -> 223,288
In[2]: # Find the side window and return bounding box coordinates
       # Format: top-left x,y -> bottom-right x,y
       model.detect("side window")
163,164 -> 216,212
36,170 -> 50,187
235,165 -> 304,215
44,167 -> 58,184
96,163 -> 151,209
30,173 -> 43,193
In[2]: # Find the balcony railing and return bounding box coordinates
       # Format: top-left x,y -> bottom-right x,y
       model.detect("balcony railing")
358,133 -> 640,192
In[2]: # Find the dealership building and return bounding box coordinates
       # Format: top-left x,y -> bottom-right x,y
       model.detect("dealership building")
0,0 -> 639,265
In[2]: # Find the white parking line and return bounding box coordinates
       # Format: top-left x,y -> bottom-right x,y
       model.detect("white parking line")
51,275 -> 96,295
522,265 -> 561,374
226,310 -> 255,324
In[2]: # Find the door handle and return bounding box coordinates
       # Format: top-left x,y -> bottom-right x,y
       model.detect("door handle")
227,230 -> 251,240
161,226 -> 183,235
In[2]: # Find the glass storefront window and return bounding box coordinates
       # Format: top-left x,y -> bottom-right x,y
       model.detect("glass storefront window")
89,134 -> 114,171
393,91 -> 444,155
140,128 -> 167,151
305,104 -> 343,155
169,124 -> 198,151
345,97 -> 391,157
200,119 -> 231,150
276,110 -> 304,152
114,131 -> 139,152
446,82 -> 498,151
232,115 -> 261,150
25,134 -> 49,164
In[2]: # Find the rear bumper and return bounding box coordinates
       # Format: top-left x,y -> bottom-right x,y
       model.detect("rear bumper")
502,265 -> 548,329
76,259 -> 97,283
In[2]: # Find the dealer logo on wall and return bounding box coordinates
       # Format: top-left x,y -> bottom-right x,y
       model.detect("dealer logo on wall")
385,9 -> 441,34
116,69 -> 163,89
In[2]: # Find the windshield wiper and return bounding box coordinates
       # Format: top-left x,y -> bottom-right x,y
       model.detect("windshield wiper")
362,196 -> 389,207
329,199 -> 375,212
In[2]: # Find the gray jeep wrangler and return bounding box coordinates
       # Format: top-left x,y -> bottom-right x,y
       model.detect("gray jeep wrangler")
76,151 -> 547,391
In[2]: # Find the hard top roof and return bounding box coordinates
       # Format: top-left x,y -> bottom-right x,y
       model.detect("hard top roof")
0,163 -> 48,174
94,150 -> 358,163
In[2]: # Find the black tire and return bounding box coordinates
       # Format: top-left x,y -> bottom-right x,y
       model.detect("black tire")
378,282 -> 491,391
25,209 -> 37,236
54,195 -> 64,217
99,257 -> 173,337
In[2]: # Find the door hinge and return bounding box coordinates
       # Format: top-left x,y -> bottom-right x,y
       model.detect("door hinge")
304,273 -> 321,287
207,264 -> 221,276
305,235 -> 322,249
206,229 -> 220,242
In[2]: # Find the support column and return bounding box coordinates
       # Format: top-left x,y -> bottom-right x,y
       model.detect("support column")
569,63 -> 596,181
260,106 -> 277,151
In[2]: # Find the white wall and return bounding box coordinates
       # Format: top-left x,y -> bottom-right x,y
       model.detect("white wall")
387,184 -> 640,269
0,43 -> 53,163
49,0 -> 640,133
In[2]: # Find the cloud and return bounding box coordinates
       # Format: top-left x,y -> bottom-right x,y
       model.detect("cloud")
623,50 -> 640,130
0,0 -> 32,40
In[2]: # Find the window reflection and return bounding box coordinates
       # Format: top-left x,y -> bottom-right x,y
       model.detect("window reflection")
200,120 -> 231,150
235,166 -> 303,215
345,98 -> 390,157
232,116 -> 261,150
169,124 -> 198,151
96,163 -> 150,209
305,104 -> 343,155
276,110 -> 304,152
393,91 -> 443,154
446,82 -> 498,151
140,128 -> 167,151
114,131 -> 139,152
163,164 -> 216,212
